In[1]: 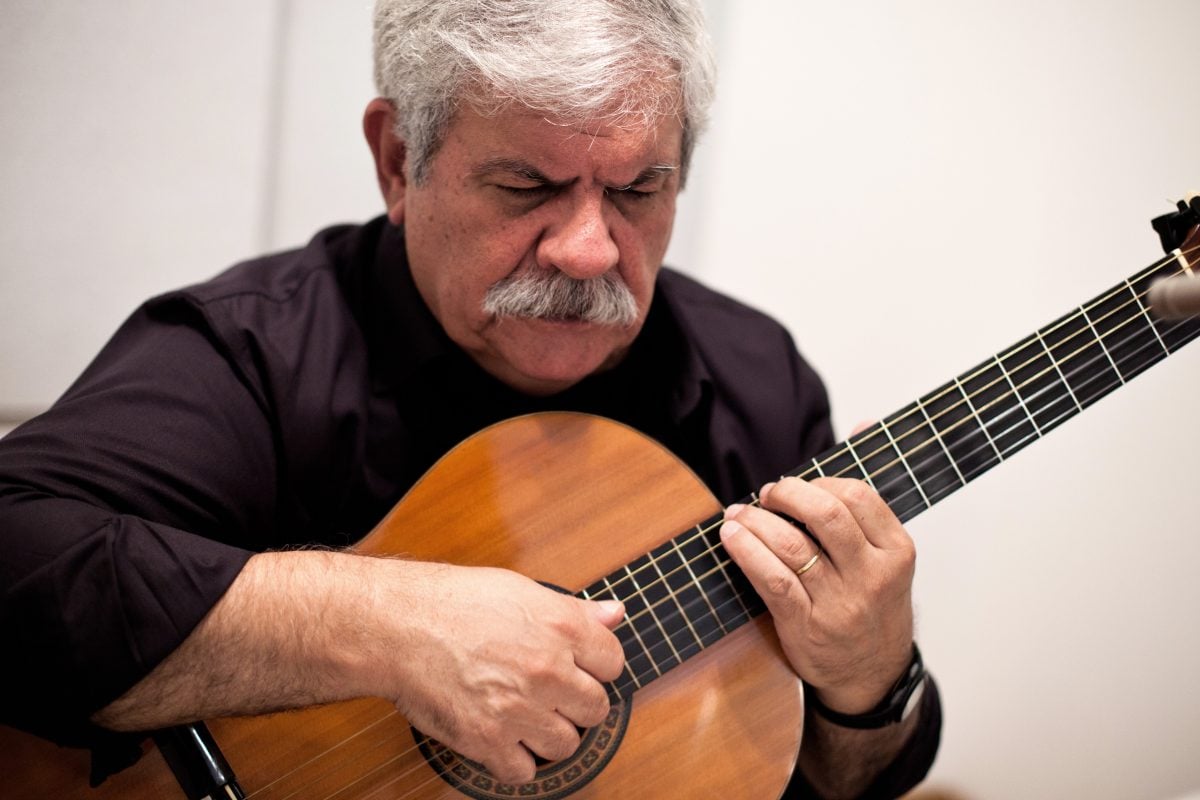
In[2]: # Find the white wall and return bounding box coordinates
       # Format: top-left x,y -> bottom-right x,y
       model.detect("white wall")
3,2 -> 1199,798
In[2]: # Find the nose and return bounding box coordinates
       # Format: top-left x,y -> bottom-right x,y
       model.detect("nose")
536,191 -> 619,279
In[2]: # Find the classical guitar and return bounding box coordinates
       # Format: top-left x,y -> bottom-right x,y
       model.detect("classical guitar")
5,200 -> 1200,799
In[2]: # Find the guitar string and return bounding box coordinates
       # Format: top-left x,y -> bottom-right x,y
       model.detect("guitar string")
828,241 -> 1200,473
273,314 -> 1196,797
601,304 -> 1200,698
283,294 -> 1166,800
244,244 -> 1199,796
272,311 -> 1171,796
577,244 -> 1198,609
823,276 -> 1188,513
606,295 -> 1199,652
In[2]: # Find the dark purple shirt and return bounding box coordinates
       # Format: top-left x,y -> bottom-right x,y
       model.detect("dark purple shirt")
0,218 -> 938,796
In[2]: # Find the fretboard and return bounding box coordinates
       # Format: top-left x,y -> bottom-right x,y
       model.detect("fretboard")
582,243 -> 1200,704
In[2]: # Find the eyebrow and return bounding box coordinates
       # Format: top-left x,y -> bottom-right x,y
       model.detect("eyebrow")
470,158 -> 678,190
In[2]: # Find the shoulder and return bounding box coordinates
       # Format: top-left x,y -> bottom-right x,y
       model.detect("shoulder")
655,266 -> 823,395
146,220 -> 384,366
163,222 -> 372,317
654,267 -> 835,487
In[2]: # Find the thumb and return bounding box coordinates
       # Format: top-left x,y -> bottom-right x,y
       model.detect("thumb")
587,598 -> 625,629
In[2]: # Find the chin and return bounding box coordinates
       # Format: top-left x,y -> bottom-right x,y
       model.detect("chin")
481,318 -> 641,395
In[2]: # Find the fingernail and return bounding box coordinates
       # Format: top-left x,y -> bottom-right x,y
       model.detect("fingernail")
725,503 -> 745,518
596,599 -> 624,616
760,482 -> 777,501
719,520 -> 742,541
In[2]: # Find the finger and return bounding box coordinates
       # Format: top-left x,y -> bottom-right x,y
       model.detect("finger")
553,671 -> 612,729
570,604 -> 626,683
812,476 -> 910,550
518,713 -> 583,764
478,741 -> 537,785
759,478 -> 869,571
850,418 -> 876,436
724,502 -> 828,580
719,514 -> 814,615
588,598 -> 625,629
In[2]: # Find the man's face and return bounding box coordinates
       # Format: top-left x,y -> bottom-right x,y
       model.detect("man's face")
390,104 -> 682,395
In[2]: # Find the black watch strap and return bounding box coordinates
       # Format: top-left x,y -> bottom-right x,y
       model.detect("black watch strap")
804,643 -> 926,730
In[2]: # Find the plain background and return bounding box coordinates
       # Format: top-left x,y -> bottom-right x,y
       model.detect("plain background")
3,2 -> 1199,798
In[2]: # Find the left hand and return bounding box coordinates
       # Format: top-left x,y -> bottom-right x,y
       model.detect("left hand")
720,476 -> 915,714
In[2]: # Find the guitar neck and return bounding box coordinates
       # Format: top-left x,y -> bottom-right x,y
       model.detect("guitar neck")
794,247 -> 1200,524
584,239 -> 1200,702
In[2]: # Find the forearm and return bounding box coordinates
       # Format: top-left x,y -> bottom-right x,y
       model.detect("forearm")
91,550 -> 385,731
797,702 -> 921,799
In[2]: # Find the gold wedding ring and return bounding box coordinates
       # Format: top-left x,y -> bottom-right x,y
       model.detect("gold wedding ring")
795,551 -> 822,577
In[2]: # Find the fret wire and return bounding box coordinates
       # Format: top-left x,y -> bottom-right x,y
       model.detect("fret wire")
953,376 -> 1003,460
993,353 -> 1042,437
806,247 -> 1180,479
915,396 -> 966,487
1079,304 -> 1125,385
699,520 -> 754,619
843,438 -> 874,486
646,548 -> 708,655
817,248 -> 1193,479
671,536 -> 729,637
826,259 -> 1188,484
878,418 -> 930,509
863,310 -> 1198,514
880,300 -> 1172,499
602,575 -> 661,679
1125,279 -> 1170,356
615,590 -> 754,698
1034,329 -> 1084,413
623,564 -> 685,665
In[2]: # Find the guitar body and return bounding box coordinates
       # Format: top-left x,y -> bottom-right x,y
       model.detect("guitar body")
5,413 -> 802,799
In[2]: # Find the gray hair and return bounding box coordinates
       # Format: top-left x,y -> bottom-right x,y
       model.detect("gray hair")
373,0 -> 716,184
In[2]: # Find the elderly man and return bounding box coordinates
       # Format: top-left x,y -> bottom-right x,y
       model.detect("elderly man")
0,1 -> 940,797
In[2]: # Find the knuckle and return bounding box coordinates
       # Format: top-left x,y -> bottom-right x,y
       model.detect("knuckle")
776,532 -> 812,565
763,568 -> 799,600
525,651 -> 559,681
812,497 -> 844,529
583,687 -> 612,727
600,637 -> 625,682
841,478 -> 876,506
547,727 -> 582,761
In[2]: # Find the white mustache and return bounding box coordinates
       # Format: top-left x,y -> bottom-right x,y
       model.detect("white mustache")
482,270 -> 639,326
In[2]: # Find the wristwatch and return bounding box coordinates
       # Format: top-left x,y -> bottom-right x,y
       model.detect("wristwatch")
804,643 -> 927,730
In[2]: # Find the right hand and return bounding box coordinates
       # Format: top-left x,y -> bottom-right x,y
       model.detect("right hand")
364,561 -> 626,784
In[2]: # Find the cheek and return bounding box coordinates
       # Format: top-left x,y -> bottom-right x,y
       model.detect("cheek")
619,204 -> 675,299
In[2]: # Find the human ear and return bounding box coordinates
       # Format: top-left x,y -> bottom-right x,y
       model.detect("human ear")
363,97 -> 408,225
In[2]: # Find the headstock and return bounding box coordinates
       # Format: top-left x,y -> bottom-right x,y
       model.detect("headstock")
1152,194 -> 1200,254
1148,195 -> 1200,318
